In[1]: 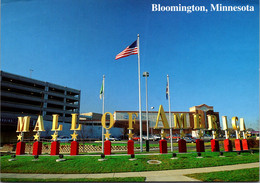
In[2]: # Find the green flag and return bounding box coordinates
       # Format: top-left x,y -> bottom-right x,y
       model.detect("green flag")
100,82 -> 103,99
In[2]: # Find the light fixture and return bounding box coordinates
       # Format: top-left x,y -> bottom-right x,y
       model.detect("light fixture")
101,154 -> 105,159
59,154 -> 64,159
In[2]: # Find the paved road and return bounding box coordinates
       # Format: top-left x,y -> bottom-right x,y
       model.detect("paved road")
1,162 -> 259,182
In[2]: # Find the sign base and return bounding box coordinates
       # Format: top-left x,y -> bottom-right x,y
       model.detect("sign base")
178,139 -> 187,153
196,139 -> 205,152
224,139 -> 233,152
159,139 -> 167,154
104,140 -> 111,155
235,139 -> 243,151
70,141 -> 79,155
146,140 -> 150,152
33,141 -> 42,155
211,139 -> 220,152
50,141 -> 60,155
16,141 -> 25,155
242,139 -> 249,150
127,140 -> 134,155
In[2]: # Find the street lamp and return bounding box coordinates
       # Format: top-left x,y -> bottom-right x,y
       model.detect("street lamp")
143,71 -> 149,152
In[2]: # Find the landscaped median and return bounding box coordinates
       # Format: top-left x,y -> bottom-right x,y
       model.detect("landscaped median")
1,151 -> 259,174
1,177 -> 146,182
185,167 -> 259,182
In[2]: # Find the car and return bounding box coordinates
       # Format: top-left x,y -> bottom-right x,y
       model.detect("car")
57,136 -> 72,143
150,135 -> 161,141
142,135 -> 160,141
230,134 -> 236,138
177,137 -> 196,143
201,134 -> 213,141
108,136 -> 121,141
132,136 -> 140,141
166,134 -> 180,140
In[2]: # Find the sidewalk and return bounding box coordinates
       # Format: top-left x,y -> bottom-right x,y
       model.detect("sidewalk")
1,162 -> 259,182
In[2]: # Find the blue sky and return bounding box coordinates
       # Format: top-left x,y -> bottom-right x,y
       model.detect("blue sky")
1,0 -> 259,130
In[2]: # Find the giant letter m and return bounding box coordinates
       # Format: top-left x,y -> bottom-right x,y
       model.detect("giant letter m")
174,113 -> 187,129
16,116 -> 31,132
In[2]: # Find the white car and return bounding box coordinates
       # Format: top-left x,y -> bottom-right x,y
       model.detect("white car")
150,135 -> 161,141
177,137 -> 196,143
108,136 -> 121,141
142,135 -> 160,141
57,136 -> 72,142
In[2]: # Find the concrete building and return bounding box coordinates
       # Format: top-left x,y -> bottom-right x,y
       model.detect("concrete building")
113,104 -> 220,139
1,71 -> 81,144
79,112 -> 124,140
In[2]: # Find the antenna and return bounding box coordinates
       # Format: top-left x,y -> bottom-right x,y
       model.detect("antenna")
29,69 -> 34,78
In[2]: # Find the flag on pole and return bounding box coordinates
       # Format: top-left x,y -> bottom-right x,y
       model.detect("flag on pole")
115,40 -> 138,60
166,80 -> 169,100
100,82 -> 103,99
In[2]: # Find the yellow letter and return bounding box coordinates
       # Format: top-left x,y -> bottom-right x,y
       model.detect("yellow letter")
16,116 -> 31,132
101,112 -> 115,130
51,114 -> 63,131
207,115 -> 217,130
232,116 -> 239,130
154,105 -> 170,129
33,115 -> 45,131
193,114 -> 204,129
173,113 -> 187,129
240,118 -> 246,131
222,116 -> 228,130
127,113 -> 138,130
70,113 -> 82,130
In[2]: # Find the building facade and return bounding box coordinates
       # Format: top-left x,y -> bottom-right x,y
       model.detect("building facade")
79,112 -> 124,140
1,71 -> 81,144
113,104 -> 220,138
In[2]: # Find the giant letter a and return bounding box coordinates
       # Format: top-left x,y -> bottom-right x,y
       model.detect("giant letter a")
154,105 -> 170,129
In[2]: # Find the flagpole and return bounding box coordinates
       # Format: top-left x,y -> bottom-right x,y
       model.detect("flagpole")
137,34 -> 143,152
167,74 -> 173,152
102,75 -> 105,153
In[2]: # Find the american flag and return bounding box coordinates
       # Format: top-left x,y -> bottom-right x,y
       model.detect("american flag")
166,80 -> 169,100
115,40 -> 138,60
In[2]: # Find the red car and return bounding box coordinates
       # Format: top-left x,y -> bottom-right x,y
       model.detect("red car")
166,135 -> 180,139
132,136 -> 140,141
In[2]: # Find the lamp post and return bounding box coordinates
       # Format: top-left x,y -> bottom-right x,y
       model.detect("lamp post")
143,71 -> 149,152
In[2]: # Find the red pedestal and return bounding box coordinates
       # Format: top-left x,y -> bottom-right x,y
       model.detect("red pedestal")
224,139 -> 233,152
178,139 -> 187,153
104,140 -> 111,155
70,141 -> 79,155
127,140 -> 134,155
196,139 -> 205,152
32,141 -> 42,155
16,142 -> 25,155
242,139 -> 249,150
211,139 -> 220,152
50,141 -> 60,155
159,139 -> 168,154
235,139 -> 243,151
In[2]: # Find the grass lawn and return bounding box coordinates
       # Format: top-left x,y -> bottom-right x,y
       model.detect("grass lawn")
1,151 -> 259,174
1,177 -> 146,182
185,167 -> 259,182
